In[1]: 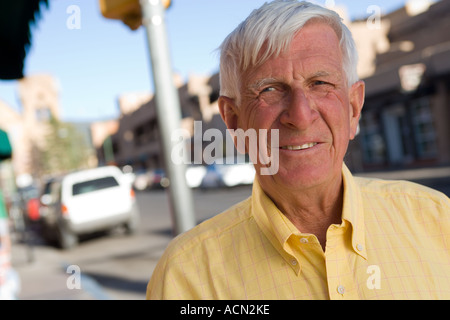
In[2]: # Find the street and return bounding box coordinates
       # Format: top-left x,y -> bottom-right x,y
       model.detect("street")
10,169 -> 450,300
11,185 -> 253,300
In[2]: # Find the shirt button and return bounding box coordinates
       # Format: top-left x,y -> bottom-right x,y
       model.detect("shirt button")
337,285 -> 345,295
290,259 -> 297,266
300,238 -> 308,244
356,244 -> 364,251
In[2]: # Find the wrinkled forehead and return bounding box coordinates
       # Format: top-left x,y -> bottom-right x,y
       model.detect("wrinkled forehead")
241,20 -> 343,81
247,18 -> 343,71
241,23 -> 344,87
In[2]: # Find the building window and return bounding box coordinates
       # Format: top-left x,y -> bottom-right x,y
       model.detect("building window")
381,104 -> 416,165
135,125 -> 145,146
360,110 -> 386,165
411,97 -> 437,160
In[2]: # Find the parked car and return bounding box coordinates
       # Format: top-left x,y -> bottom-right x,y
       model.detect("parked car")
200,159 -> 256,189
200,164 -> 226,189
132,169 -> 152,191
16,183 -> 39,226
185,165 -> 207,188
149,169 -> 169,188
132,168 -> 168,190
220,162 -> 256,187
40,166 -> 140,249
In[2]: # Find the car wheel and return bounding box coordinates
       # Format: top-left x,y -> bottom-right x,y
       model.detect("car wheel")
124,210 -> 140,235
56,223 -> 78,250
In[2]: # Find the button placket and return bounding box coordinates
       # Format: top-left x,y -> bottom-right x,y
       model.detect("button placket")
325,224 -> 357,299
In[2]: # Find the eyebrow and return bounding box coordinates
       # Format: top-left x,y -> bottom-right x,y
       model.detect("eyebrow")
247,78 -> 278,91
308,71 -> 332,79
247,70 -> 339,91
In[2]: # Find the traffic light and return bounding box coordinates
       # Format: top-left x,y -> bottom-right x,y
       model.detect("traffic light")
99,0 -> 171,30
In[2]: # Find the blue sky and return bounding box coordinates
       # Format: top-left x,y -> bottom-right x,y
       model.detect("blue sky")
0,0 -> 412,122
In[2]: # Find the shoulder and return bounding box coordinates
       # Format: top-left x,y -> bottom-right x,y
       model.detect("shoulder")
354,175 -> 449,212
162,196 -> 253,260
147,196 -> 255,299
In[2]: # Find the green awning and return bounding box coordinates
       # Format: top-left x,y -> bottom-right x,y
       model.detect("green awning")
0,129 -> 12,161
0,0 -> 48,80
0,191 -> 7,219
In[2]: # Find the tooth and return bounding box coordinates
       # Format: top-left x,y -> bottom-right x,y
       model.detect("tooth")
282,143 -> 317,150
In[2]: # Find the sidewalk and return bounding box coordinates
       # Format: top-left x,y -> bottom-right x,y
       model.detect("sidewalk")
355,165 -> 450,196
9,225 -> 167,300
355,165 -> 450,182
10,237 -> 101,300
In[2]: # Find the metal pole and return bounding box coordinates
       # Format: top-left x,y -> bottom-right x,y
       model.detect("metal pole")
139,0 -> 196,235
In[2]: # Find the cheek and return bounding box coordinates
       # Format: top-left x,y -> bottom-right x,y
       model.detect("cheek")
239,103 -> 279,131
317,97 -> 352,139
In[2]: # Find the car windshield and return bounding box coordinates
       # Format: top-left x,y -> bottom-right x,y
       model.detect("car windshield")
72,176 -> 119,196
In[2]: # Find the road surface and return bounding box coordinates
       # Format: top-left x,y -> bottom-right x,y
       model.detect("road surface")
12,186 -> 253,300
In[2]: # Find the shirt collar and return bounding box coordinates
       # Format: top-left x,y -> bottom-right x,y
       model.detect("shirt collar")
251,164 -> 367,274
341,164 -> 367,260
251,178 -> 302,274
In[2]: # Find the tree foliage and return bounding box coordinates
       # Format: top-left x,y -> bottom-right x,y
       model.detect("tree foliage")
37,116 -> 91,176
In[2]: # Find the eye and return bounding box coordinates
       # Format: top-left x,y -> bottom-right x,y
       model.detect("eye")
310,80 -> 336,93
313,80 -> 329,86
261,87 -> 276,93
257,85 -> 286,105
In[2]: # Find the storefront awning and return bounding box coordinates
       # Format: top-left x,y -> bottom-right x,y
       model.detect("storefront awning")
0,0 -> 48,80
0,129 -> 12,161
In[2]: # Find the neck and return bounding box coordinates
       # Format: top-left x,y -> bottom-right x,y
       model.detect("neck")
258,175 -> 344,250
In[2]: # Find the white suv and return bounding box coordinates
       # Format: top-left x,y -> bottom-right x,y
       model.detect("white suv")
40,166 -> 140,249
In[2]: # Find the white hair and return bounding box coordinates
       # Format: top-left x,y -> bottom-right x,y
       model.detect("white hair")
219,0 -> 359,104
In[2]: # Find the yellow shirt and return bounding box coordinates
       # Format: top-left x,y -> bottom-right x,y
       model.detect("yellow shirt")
147,165 -> 450,300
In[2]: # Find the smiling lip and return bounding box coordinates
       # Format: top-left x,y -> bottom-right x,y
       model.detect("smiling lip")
280,142 -> 318,151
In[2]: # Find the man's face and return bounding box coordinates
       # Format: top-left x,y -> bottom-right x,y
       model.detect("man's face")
227,22 -> 364,192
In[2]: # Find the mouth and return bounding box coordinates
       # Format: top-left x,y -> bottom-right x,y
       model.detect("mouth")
280,142 -> 318,151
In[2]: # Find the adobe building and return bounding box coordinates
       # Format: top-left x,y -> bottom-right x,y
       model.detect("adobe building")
347,0 -> 450,172
105,74 -> 229,172
0,74 -> 61,180
105,0 -> 450,175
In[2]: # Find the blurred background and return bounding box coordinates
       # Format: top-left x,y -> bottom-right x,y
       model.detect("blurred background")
0,0 -> 449,300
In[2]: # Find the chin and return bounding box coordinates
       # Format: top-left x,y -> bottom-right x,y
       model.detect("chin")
258,164 -> 331,191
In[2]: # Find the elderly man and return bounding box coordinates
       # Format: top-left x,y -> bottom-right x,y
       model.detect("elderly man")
147,0 -> 450,300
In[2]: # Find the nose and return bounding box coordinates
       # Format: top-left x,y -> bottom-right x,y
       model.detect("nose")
279,88 -> 318,130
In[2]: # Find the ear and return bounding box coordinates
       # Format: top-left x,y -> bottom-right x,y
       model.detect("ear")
218,96 -> 239,131
348,80 -> 365,140
218,96 -> 243,152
